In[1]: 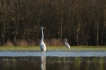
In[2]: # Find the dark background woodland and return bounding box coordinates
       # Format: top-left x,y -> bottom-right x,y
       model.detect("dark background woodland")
0,0 -> 106,46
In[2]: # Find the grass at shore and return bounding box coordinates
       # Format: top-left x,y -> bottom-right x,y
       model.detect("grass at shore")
0,46 -> 106,51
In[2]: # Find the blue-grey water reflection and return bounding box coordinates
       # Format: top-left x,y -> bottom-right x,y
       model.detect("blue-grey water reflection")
0,51 -> 106,70
0,51 -> 106,57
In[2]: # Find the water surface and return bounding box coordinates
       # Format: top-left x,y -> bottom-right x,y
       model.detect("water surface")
0,51 -> 106,70
0,51 -> 106,57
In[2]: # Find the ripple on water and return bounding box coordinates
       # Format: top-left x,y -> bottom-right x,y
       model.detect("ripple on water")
0,51 -> 106,57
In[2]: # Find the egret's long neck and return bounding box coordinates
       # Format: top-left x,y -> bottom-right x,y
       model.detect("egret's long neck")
65,40 -> 67,43
41,29 -> 44,42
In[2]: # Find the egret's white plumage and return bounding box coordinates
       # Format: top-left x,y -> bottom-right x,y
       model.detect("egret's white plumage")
64,39 -> 70,49
39,27 -> 46,52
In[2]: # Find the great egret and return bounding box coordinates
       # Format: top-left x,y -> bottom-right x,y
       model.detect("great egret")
39,27 -> 46,52
64,39 -> 70,49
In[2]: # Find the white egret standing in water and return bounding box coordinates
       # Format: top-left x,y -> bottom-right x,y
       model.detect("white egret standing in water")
64,39 -> 70,49
39,27 -> 46,52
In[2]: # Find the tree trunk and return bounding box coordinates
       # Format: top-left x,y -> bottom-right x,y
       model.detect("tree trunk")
96,0 -> 100,46
76,24 -> 81,46
2,22 -> 5,46
93,0 -> 100,46
60,10 -> 63,38
14,2 -> 22,46
101,3 -> 106,45
96,22 -> 99,46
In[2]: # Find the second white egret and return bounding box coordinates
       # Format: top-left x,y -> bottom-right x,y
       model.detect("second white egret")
64,39 -> 70,49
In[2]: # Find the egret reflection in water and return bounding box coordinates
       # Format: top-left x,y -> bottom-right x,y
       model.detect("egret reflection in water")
41,56 -> 46,70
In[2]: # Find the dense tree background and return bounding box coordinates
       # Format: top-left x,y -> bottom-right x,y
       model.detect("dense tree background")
0,0 -> 106,46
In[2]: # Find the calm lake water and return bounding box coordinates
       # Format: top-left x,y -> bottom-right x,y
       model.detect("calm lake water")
0,51 -> 106,70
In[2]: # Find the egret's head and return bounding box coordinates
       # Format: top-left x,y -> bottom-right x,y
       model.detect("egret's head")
64,39 -> 67,42
41,27 -> 45,30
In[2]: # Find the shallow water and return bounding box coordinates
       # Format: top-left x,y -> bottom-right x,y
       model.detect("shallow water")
0,51 -> 106,57
0,51 -> 106,70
